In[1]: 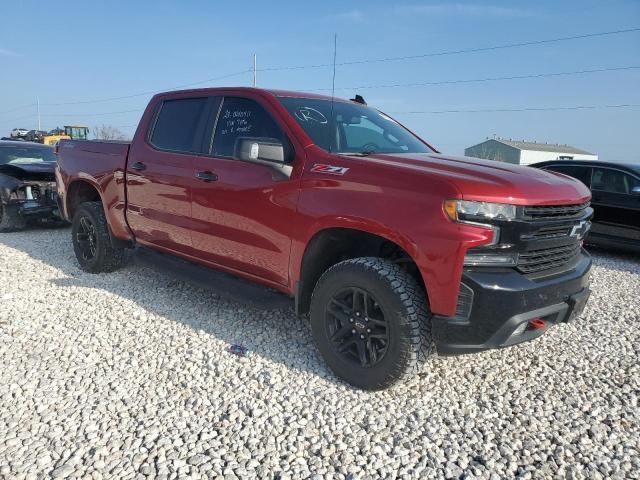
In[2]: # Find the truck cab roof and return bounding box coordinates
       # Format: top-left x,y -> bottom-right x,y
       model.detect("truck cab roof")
152,87 -> 353,103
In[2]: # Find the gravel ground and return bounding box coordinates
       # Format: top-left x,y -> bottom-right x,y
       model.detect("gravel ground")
1,228 -> 638,480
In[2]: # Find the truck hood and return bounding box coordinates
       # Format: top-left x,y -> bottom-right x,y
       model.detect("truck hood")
0,162 -> 56,182
359,152 -> 591,205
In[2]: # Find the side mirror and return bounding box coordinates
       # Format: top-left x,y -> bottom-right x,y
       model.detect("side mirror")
632,186 -> 640,195
236,138 -> 285,164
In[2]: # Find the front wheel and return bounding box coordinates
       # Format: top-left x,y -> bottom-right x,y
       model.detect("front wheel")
71,201 -> 126,273
310,257 -> 434,390
0,203 -> 26,232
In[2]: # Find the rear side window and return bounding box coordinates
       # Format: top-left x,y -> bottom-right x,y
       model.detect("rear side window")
150,98 -> 208,153
213,97 -> 285,158
591,168 -> 640,194
546,165 -> 592,187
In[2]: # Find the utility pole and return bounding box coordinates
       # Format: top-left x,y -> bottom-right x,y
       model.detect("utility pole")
37,96 -> 41,131
331,34 -> 337,99
253,54 -> 257,87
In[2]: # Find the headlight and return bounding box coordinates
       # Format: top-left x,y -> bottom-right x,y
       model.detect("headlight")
9,189 -> 27,200
444,200 -> 517,222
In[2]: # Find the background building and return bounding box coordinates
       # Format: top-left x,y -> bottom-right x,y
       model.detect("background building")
465,138 -> 598,165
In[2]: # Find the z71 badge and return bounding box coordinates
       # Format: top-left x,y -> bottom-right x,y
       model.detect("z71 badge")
310,164 -> 349,176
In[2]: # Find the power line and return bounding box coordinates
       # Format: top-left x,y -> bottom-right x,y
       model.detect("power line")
38,69 -> 252,107
1,26 -> 639,125
5,64 -> 637,122
312,65 -> 640,91
0,104 -> 36,116
391,104 -> 640,114
39,108 -> 143,117
2,26 -> 639,115
258,27 -> 640,72
8,103 -> 638,124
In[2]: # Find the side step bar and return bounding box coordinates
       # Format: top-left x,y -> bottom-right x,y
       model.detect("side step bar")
134,247 -> 293,310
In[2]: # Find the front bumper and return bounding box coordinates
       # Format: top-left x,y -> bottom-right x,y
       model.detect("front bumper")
432,251 -> 592,354
5,197 -> 62,220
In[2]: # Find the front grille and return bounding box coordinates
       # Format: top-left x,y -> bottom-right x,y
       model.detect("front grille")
523,202 -> 589,220
525,224 -> 572,240
517,244 -> 582,274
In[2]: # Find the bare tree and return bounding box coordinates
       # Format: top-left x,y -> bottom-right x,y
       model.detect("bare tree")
93,125 -> 128,141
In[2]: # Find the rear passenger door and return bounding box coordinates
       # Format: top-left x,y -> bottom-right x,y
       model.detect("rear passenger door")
590,167 -> 640,242
126,96 -> 217,254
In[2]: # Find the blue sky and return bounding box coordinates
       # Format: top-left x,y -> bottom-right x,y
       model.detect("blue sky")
1,0 -> 639,160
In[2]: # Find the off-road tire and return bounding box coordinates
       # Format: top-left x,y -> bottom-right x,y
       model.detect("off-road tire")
310,257 -> 434,390
72,201 -> 126,273
0,203 -> 26,232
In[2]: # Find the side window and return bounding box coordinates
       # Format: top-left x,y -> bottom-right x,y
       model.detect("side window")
546,165 -> 591,187
150,97 -> 208,153
213,97 -> 285,158
592,168 -> 640,194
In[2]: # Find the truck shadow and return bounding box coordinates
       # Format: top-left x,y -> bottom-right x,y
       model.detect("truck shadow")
0,229 -> 336,386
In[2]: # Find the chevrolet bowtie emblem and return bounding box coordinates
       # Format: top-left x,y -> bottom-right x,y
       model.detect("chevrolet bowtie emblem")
569,220 -> 590,240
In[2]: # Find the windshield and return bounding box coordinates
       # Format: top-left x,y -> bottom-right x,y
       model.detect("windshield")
0,146 -> 56,165
65,126 -> 88,140
278,97 -> 432,155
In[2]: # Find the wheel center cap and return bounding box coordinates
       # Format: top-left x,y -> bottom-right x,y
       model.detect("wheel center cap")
354,321 -> 366,330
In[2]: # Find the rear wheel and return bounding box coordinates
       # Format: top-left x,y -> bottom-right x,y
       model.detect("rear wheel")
71,201 -> 125,273
310,257 -> 434,390
0,203 -> 26,232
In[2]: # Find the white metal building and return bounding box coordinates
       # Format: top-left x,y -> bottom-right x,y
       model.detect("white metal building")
464,138 -> 598,166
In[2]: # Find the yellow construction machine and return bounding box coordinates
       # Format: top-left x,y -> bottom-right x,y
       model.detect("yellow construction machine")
42,125 -> 89,145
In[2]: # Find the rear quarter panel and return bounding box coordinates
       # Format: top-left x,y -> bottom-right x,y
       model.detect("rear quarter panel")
56,140 -> 132,240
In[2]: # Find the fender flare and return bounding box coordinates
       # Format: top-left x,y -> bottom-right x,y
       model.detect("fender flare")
289,215 -> 427,314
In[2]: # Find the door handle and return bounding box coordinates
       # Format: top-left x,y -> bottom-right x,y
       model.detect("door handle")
196,171 -> 218,182
131,161 -> 147,172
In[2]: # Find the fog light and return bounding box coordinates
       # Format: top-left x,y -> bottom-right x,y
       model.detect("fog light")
464,253 -> 517,266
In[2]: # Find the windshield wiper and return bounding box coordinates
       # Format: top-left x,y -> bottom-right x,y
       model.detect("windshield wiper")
338,151 -> 375,157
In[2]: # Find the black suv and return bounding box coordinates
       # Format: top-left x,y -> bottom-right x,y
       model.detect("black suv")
532,160 -> 640,253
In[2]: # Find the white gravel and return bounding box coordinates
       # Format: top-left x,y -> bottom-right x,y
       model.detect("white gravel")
1,228 -> 638,479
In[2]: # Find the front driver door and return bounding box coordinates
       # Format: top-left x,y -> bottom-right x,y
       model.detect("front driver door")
189,95 -> 302,286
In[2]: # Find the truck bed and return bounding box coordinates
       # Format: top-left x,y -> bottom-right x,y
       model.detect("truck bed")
56,139 -> 132,240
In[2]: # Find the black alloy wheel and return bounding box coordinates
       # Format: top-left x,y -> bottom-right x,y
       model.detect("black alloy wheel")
310,257 -> 434,390
71,201 -> 126,273
0,202 -> 27,232
326,287 -> 389,367
76,216 -> 98,261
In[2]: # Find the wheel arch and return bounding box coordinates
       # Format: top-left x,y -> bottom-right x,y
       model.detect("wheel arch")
65,179 -> 103,220
294,222 -> 427,316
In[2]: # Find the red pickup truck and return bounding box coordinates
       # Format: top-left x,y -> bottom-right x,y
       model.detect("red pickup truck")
56,88 -> 593,390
